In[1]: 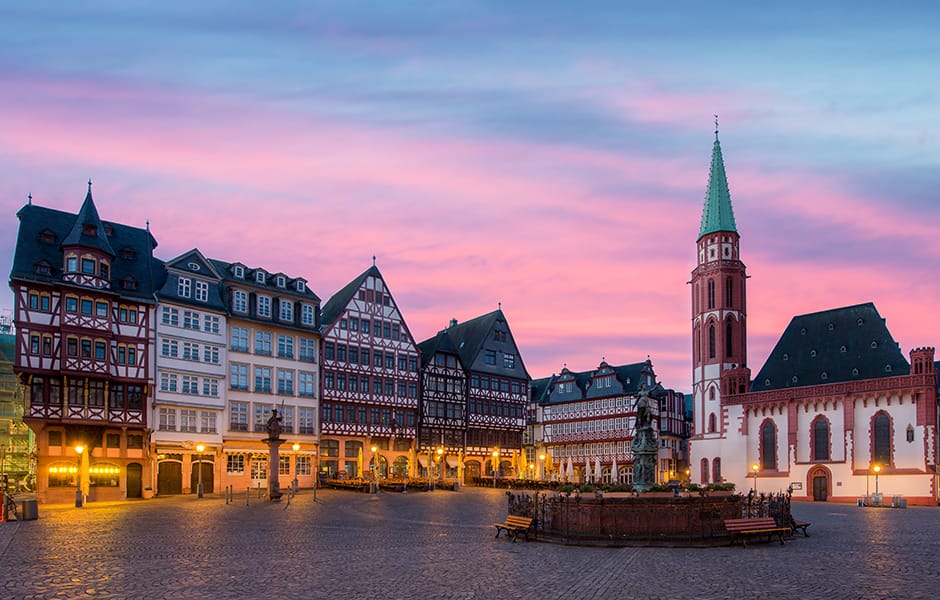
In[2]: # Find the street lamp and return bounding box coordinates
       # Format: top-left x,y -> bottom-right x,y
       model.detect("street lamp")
685,468 -> 691,485
75,445 -> 84,508
292,442 -> 300,494
195,444 -> 205,498
873,464 -> 881,497
538,454 -> 546,481
436,447 -> 444,486
371,445 -> 379,494
751,463 -> 759,494
492,448 -> 500,488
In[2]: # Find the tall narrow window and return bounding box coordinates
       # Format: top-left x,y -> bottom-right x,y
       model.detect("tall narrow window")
712,458 -> 721,483
707,413 -> 716,433
708,325 -> 716,359
725,278 -> 733,308
813,417 -> 830,461
873,412 -> 891,466
760,421 -> 776,470
700,458 -> 710,484
725,318 -> 733,357
707,279 -> 715,309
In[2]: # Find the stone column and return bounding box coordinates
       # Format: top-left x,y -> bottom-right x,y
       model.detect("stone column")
265,438 -> 284,501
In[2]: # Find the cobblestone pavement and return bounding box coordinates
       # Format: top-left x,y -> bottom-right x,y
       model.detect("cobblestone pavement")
2,488 -> 939,599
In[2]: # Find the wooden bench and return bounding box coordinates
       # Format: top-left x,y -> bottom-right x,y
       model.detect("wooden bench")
493,515 -> 533,542
723,517 -> 789,546
791,518 -> 811,537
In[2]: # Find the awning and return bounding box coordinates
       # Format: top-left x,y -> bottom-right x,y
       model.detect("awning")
446,457 -> 458,468
418,457 -> 428,467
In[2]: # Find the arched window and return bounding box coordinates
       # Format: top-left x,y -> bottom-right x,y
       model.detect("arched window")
712,458 -> 722,483
693,327 -> 700,364
700,458 -> 710,484
708,413 -> 717,433
812,417 -> 830,461
725,317 -> 734,357
709,388 -> 716,401
707,279 -> 715,309
725,278 -> 733,308
873,412 -> 891,466
708,325 -> 716,359
760,421 -> 776,470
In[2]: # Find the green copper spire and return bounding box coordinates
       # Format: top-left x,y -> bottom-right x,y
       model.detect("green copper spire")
698,121 -> 737,238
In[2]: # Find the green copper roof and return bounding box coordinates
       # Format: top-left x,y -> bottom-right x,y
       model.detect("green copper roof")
698,134 -> 737,238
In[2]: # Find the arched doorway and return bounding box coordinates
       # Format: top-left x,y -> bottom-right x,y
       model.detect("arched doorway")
392,456 -> 409,478
807,466 -> 830,501
157,459 -> 182,495
190,460 -> 214,494
126,463 -> 143,498
464,460 -> 481,484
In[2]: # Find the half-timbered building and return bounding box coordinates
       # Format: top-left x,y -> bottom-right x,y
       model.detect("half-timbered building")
212,259 -> 321,493
535,360 -> 687,485
688,131 -> 940,504
416,327 -> 467,481
11,186 -> 157,503
152,249 -> 228,496
319,265 -> 419,479
440,310 -> 530,482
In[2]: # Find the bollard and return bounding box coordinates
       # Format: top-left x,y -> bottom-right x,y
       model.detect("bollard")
246,486 -> 250,506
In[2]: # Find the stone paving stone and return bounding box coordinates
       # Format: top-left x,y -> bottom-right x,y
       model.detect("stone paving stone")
0,489 -> 938,599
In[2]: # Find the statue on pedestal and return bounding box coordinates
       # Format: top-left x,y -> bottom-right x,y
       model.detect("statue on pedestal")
630,383 -> 659,491
264,408 -> 285,501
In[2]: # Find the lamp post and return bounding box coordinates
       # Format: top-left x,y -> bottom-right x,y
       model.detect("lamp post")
371,445 -> 379,494
751,463 -> 759,494
436,447 -> 444,486
685,468 -> 691,486
492,448 -> 499,488
75,445 -> 84,508
873,464 -> 881,496
292,442 -> 300,494
538,454 -> 546,481
195,444 -> 205,498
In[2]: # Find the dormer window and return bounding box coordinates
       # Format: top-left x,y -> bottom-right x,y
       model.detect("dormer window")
857,318 -> 864,326
122,276 -> 138,290
233,265 -> 244,278
852,368 -> 859,376
276,276 -> 286,288
295,280 -> 305,292
764,378 -> 771,386
103,224 -> 114,236
82,224 -> 97,236
871,341 -> 878,348
81,258 -> 96,274
35,262 -> 52,275
38,229 -> 57,244
810,350 -> 817,358
178,277 -> 192,298
885,364 -> 892,373
821,372 -> 828,380
828,323 -> 834,331
840,346 -> 847,353
783,353 -> 789,361
188,262 -> 201,271
255,272 -> 266,284
119,247 -> 137,261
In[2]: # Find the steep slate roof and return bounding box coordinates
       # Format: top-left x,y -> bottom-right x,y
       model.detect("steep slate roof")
320,265 -> 379,326
530,375 -> 556,405
417,329 -> 461,369
446,310 -> 501,369
698,132 -> 737,238
536,361 -> 652,405
207,258 -> 320,302
12,198 -> 159,301
157,248 -> 227,312
750,302 -> 910,392
62,185 -> 116,256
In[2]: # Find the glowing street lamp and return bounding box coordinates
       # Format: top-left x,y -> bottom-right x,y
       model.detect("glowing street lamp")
292,442 -> 300,494
751,463 -> 759,494
74,445 -> 84,508
436,447 -> 444,485
492,449 -> 500,488
873,464 -> 881,496
195,444 -> 205,498
371,445 -> 379,494
538,454 -> 546,481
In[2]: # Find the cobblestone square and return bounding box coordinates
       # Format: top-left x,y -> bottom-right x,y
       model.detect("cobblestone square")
2,488 -> 939,599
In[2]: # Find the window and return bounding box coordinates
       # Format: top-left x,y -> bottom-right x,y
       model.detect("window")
183,342 -> 200,361
178,277 -> 191,298
504,353 -> 515,368
182,375 -> 199,395
760,421 -> 776,470
707,413 -> 716,433
392,324 -> 400,340
873,412 -> 891,466
230,364 -> 248,390
906,425 -> 915,443
162,307 -> 179,326
708,325 -> 716,359
725,318 -> 733,357
813,417 -> 830,461
485,350 -> 496,365
320,439 -> 339,457
256,271 -> 266,284
94,341 -> 107,360
255,367 -> 273,393
82,258 -> 96,274
299,407 -> 315,434
160,373 -> 178,392
66,256 -> 78,272
725,279 -> 733,308
299,372 -> 315,397
383,322 -> 391,338
296,280 -> 305,292
66,297 -> 78,313
324,372 -> 334,389
30,335 -> 40,355
279,455 -> 291,475
373,320 -> 382,337
227,454 -> 245,474
230,401 -> 249,431
203,346 -> 219,364
280,300 -> 293,322
278,335 -> 294,359
296,456 -> 311,475
254,404 -> 272,433
159,408 -> 176,431
712,458 -> 721,483
183,311 -> 200,330
180,409 -> 197,432
337,345 -> 347,362
231,327 -> 249,352
360,319 -> 370,333
707,279 -> 715,309
233,290 -> 248,313
255,331 -> 272,355
127,434 -> 143,449
81,299 -> 93,315
278,370 -> 294,395
301,304 -> 315,326
233,265 -> 245,278
202,379 -> 219,397
299,338 -> 316,362
257,296 -> 271,318
194,281 -> 208,302
201,411 -> 217,433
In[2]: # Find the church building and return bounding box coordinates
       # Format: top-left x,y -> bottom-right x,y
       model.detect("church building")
689,130 -> 939,504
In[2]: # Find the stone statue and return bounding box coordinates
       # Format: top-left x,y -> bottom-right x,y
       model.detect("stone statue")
630,382 -> 659,491
266,408 -> 283,440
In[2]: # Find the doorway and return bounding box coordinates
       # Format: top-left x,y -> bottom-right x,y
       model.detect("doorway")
126,463 -> 143,498
157,461 -> 182,495
190,461 -> 214,494
808,466 -> 830,501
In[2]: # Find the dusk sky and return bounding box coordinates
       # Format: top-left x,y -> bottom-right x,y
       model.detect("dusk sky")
2,2 -> 939,392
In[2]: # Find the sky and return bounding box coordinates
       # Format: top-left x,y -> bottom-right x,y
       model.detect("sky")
1,2 -> 939,392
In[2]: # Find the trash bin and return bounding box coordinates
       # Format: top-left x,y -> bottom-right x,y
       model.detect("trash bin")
17,499 -> 39,520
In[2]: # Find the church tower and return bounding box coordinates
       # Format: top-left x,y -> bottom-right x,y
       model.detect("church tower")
689,123 -> 748,483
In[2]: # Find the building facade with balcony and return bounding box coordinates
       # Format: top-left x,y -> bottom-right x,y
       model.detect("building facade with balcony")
10,187 -> 157,503
319,265 -> 419,480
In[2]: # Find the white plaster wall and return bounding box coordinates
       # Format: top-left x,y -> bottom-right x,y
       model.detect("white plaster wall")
796,401 -> 846,463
